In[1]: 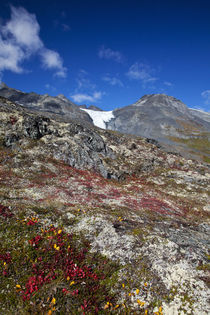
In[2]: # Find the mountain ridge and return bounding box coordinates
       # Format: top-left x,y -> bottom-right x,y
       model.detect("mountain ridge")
0,83 -> 209,163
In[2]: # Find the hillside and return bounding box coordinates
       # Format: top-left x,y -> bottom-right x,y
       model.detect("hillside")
0,95 -> 209,314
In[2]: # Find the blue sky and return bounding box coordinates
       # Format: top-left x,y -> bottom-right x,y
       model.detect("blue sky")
0,0 -> 210,111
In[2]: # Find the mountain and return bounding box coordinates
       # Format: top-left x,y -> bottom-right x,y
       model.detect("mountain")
0,84 -> 209,164
107,94 -> 209,139
0,82 -> 92,124
106,94 -> 210,162
0,95 -> 210,314
189,108 -> 210,123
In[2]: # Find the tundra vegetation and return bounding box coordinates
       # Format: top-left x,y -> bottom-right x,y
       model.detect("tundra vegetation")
0,96 -> 209,314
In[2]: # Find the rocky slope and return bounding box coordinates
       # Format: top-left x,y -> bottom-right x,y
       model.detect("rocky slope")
0,96 -> 209,314
106,94 -> 210,162
189,108 -> 210,123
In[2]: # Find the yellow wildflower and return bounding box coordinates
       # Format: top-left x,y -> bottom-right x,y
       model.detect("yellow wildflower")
48,310 -> 52,315
54,244 -> 60,250
114,304 -> 119,309
58,229 -> 62,234
51,297 -> 56,304
137,299 -> 145,307
16,284 -> 21,289
3,262 -> 6,266
70,281 -> 75,286
104,302 -> 110,309
144,282 -> 147,286
145,310 -> 148,315
67,276 -> 70,281
122,283 -> 125,288
136,288 -> 140,295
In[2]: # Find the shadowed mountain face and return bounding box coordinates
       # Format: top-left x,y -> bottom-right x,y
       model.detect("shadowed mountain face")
0,83 -> 93,124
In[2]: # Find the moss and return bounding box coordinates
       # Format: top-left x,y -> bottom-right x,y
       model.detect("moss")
169,134 -> 210,162
203,156 -> 210,164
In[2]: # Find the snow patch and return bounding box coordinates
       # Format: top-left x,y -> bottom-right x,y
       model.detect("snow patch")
81,108 -> 114,129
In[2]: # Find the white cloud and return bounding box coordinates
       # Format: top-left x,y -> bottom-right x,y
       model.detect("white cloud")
40,49 -> 67,77
103,75 -> 124,87
164,81 -> 173,87
98,46 -> 123,63
0,6 -> 67,77
126,62 -> 157,86
201,90 -> 210,105
71,91 -> 102,103
0,36 -> 25,73
2,6 -> 43,51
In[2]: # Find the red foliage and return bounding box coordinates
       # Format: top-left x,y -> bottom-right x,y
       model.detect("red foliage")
0,252 -> 12,276
0,204 -> 14,219
28,235 -> 42,247
10,116 -> 17,125
0,252 -> 12,264
22,226 -> 105,304
140,197 -> 179,215
27,219 -> 38,226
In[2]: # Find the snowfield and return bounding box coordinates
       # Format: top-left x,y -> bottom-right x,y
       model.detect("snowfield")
81,108 -> 114,129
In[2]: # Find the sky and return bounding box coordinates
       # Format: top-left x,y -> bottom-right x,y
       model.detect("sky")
0,0 -> 210,111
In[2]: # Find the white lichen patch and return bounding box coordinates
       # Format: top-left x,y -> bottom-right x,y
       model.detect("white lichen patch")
142,235 -> 210,314
72,215 -> 141,264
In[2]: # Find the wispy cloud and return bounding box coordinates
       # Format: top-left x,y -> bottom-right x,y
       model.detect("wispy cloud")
164,81 -> 173,87
45,83 -> 56,92
98,46 -> 123,63
71,91 -> 102,103
70,70 -> 104,104
126,62 -> 158,87
102,75 -> 124,87
201,90 -> 210,105
0,6 -> 67,78
76,69 -> 96,91
62,23 -> 71,31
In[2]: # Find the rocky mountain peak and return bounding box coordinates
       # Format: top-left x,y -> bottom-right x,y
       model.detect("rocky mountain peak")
56,94 -> 69,102
134,93 -> 188,113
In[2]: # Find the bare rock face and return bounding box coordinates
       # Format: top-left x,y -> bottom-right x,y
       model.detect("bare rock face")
106,94 -> 210,162
107,94 -> 210,140
0,97 -> 117,179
